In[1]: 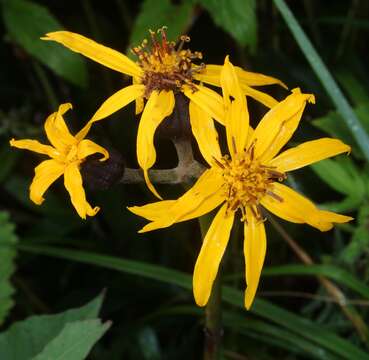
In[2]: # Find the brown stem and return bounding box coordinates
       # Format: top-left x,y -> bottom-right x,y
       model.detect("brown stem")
121,138 -> 206,185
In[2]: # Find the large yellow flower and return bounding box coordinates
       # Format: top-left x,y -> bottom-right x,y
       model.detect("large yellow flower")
10,103 -> 109,219
42,28 -> 285,198
128,58 -> 353,310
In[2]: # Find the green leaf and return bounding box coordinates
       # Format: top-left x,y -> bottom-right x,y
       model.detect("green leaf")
0,212 -> 18,325
336,71 -> 369,106
273,0 -> 369,163
313,104 -> 369,159
198,0 -> 257,51
32,319 -> 110,360
128,0 -> 193,53
311,157 -> 365,198
263,264 -> 369,300
0,292 -> 105,359
2,0 -> 87,87
340,203 -> 369,264
17,244 -> 369,360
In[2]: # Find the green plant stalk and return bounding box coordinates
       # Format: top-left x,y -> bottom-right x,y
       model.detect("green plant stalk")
273,0 -> 369,162
199,215 -> 222,360
32,61 -> 58,111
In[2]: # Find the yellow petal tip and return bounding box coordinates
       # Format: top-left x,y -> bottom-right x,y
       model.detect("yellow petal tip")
143,170 -> 162,200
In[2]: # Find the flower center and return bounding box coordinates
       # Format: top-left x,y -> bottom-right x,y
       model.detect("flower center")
215,143 -> 286,220
132,28 -> 204,97
65,144 -> 79,164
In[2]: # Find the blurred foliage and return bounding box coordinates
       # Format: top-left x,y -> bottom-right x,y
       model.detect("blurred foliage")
1,0 -> 369,359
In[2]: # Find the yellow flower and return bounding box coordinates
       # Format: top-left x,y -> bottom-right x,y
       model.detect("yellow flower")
10,103 -> 109,219
42,28 -> 285,198
128,57 -> 353,310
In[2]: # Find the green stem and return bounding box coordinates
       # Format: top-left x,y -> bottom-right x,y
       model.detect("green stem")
273,0 -> 369,162
199,216 -> 223,360
32,61 -> 58,110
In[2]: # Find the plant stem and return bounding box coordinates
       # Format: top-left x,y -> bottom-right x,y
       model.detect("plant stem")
199,216 -> 223,360
204,273 -> 222,360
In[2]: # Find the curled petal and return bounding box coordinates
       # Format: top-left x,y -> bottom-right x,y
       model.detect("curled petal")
189,101 -> 221,166
261,182 -> 352,231
10,139 -> 58,158
221,56 -> 249,155
268,138 -> 351,173
242,84 -> 279,109
183,85 -> 225,125
129,168 -> 225,232
244,209 -> 267,310
42,31 -> 142,77
44,103 -> 75,152
76,85 -> 145,140
77,139 -> 109,161
193,203 -> 234,306
251,89 -> 315,162
137,90 -> 175,198
64,163 -> 99,219
29,159 -> 64,205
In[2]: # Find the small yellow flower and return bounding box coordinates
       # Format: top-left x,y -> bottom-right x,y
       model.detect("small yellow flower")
10,103 -> 109,219
42,28 -> 285,198
128,57 -> 353,310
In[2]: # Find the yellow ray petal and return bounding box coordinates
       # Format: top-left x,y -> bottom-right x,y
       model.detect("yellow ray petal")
9,139 -> 58,158
251,89 -> 315,162
42,31 -> 142,77
220,57 -> 245,106
183,85 -> 225,125
29,159 -> 65,205
193,203 -> 234,306
268,138 -> 351,173
130,169 -> 224,232
241,84 -> 279,109
195,64 -> 286,88
64,163 -> 99,219
137,90 -> 175,197
76,84 -> 145,141
128,200 -> 176,221
244,208 -> 267,310
261,182 -> 351,231
77,139 -> 109,161
220,56 -> 249,155
189,101 -> 221,166
44,103 -> 75,152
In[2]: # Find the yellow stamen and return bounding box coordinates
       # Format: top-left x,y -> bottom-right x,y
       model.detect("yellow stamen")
131,28 -> 204,97
215,145 -> 286,220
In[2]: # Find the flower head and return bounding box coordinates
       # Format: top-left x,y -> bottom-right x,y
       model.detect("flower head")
128,57 -> 353,310
42,29 -> 285,198
10,103 -> 109,219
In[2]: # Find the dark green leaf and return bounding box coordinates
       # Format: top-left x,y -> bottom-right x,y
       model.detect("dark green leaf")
128,0 -> 193,53
0,212 -> 18,325
263,264 -> 369,300
340,203 -> 369,264
2,0 -> 87,87
311,157 -> 365,197
198,0 -> 257,51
